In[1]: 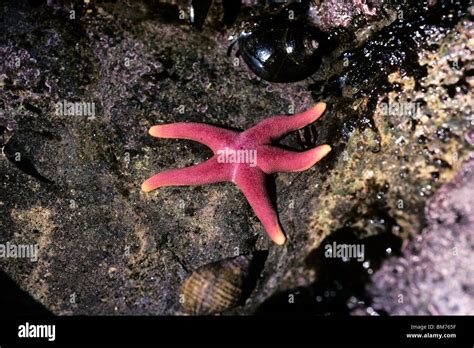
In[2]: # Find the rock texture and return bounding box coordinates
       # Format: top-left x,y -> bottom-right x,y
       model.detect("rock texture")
0,0 -> 472,315
363,156 -> 474,315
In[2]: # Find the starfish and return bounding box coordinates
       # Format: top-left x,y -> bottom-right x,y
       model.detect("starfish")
142,102 -> 331,245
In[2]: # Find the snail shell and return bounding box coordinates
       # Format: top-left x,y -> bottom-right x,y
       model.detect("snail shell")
239,23 -> 327,83
181,251 -> 267,315
233,1 -> 332,83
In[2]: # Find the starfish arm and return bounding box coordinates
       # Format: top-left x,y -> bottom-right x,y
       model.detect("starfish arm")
257,144 -> 332,174
141,157 -> 231,192
235,169 -> 286,245
149,123 -> 238,152
244,102 -> 327,143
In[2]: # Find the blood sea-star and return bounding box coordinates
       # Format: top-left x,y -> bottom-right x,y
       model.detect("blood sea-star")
142,102 -> 331,245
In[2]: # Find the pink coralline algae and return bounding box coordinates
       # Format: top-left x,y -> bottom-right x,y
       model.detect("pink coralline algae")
142,103 -> 331,245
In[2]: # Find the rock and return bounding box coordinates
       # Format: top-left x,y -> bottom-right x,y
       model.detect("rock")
363,156 -> 474,315
0,0 -> 472,315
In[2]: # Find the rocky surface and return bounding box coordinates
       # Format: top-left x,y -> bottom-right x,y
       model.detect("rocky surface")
362,156 -> 474,315
0,0 -> 472,315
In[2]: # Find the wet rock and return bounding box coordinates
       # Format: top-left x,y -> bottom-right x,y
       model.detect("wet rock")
362,156 -> 474,315
0,0 -> 472,315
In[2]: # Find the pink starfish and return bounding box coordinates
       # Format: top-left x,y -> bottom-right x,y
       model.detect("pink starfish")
142,102 -> 331,245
